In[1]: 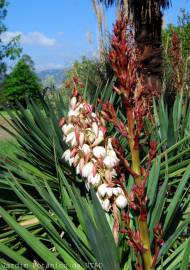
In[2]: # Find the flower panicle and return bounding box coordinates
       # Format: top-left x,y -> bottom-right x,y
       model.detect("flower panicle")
60,90 -> 128,213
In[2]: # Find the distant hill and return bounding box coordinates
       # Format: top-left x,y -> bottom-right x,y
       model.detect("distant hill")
37,69 -> 66,88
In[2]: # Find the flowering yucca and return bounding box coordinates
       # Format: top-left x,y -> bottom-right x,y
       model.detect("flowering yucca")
60,93 -> 127,212
59,12 -> 165,270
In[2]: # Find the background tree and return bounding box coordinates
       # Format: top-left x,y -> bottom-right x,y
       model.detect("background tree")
0,0 -> 22,80
99,0 -> 171,92
21,54 -> 35,71
62,56 -> 114,101
161,9 -> 190,109
3,55 -> 41,105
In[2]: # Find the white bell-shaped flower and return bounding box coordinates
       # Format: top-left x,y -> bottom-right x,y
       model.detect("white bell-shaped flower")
85,181 -> 90,191
62,149 -> 70,161
113,187 -> 123,196
66,132 -> 75,143
107,149 -> 118,160
62,124 -> 74,136
93,146 -> 106,159
88,173 -> 101,187
101,198 -> 111,212
76,164 -> 81,175
81,144 -> 91,154
66,132 -> 77,147
103,156 -> 118,168
115,195 -> 127,209
106,187 -> 113,198
97,183 -> 108,198
62,149 -> 75,166
82,162 -> 94,178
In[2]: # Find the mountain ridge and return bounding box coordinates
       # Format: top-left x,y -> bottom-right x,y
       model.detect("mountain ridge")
37,68 -> 67,87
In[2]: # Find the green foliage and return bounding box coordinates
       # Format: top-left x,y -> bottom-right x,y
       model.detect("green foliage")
3,56 -> 42,105
162,9 -> 190,96
0,87 -> 189,269
0,0 -> 22,78
62,56 -> 114,101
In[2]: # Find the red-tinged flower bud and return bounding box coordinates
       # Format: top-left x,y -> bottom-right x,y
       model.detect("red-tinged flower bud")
139,207 -> 147,221
84,152 -> 91,164
99,126 -> 107,136
97,158 -> 104,167
79,158 -> 85,172
70,148 -> 77,158
120,229 -> 128,234
149,140 -> 157,160
79,132 -> 85,148
73,88 -> 79,97
122,212 -> 130,226
101,111 -> 109,120
84,103 -> 92,113
73,154 -> 79,167
134,231 -> 141,241
113,85 -> 122,95
92,164 -> 97,177
65,80 -> 70,88
58,117 -> 65,127
74,126 -> 79,142
133,136 -> 139,150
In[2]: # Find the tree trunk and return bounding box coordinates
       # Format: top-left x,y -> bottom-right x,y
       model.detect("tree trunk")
130,0 -> 163,94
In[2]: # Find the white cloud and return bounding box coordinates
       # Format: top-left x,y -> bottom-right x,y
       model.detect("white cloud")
1,31 -> 56,47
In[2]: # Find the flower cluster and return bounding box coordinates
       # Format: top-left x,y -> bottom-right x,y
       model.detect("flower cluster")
60,94 -> 128,212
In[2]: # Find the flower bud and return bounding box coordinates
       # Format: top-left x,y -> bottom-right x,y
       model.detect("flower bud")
70,96 -> 77,110
79,132 -> 85,147
92,122 -> 99,137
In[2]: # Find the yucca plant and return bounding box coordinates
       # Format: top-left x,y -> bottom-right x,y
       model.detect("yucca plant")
0,84 -> 190,270
0,13 -> 190,270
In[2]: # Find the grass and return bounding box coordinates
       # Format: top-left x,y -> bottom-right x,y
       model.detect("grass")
0,110 -> 19,158
0,140 -> 19,158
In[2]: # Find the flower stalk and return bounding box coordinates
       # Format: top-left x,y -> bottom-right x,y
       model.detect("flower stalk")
108,12 -> 157,270
127,105 -> 153,270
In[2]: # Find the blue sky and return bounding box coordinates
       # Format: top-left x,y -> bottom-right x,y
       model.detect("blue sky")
3,0 -> 190,71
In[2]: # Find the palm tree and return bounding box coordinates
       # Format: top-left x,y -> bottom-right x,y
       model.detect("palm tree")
99,0 -> 171,92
